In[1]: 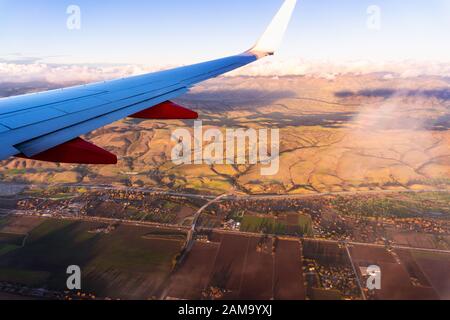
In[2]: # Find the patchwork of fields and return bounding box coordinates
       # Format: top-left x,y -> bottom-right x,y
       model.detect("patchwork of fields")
0,216 -> 449,300
167,234 -> 306,300
0,216 -> 185,299
0,72 -> 449,300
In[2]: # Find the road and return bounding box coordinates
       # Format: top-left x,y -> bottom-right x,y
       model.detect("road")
4,207 -> 450,300
6,182 -> 447,254
0,209 -> 189,232
3,206 -> 450,255
183,193 -> 229,257
1,182 -> 449,202
198,227 -> 450,255
156,193 -> 229,300
345,244 -> 367,300
2,183 -> 450,300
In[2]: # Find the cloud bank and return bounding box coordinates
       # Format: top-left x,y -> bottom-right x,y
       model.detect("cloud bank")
227,57 -> 450,79
0,57 -> 449,86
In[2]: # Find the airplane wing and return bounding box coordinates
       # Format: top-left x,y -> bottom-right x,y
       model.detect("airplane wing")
0,0 -> 297,164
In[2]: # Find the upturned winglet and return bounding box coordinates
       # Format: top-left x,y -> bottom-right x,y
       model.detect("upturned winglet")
249,0 -> 297,57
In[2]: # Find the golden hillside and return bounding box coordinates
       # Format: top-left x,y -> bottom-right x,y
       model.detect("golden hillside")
1,74 -> 449,195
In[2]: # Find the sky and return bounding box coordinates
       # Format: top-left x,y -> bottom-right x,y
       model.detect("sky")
0,0 -> 449,78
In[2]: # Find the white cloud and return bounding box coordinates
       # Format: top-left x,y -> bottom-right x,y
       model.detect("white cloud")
228,57 -> 450,79
0,62 -> 158,84
0,57 -> 449,85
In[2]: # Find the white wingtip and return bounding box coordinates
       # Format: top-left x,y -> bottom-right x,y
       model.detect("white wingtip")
250,0 -> 297,57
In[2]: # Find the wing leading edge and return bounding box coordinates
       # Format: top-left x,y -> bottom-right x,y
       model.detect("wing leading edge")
0,0 -> 297,163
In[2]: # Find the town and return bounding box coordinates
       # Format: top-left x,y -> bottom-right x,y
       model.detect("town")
0,184 -> 449,300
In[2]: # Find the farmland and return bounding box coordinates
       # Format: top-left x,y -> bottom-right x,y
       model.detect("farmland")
331,192 -> 450,218
406,250 -> 450,299
302,240 -> 360,300
348,244 -> 448,300
0,59 -> 449,301
240,213 -> 313,236
0,216 -> 185,299
166,233 -> 305,300
0,215 -> 449,300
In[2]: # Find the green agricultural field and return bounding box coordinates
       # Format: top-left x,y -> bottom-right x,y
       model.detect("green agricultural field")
0,268 -> 50,286
0,244 -> 20,257
240,216 -> 287,234
411,250 -> 450,262
331,192 -> 450,218
0,233 -> 26,246
163,201 -> 179,210
0,217 -> 186,299
240,214 -> 313,236
297,215 -> 314,237
310,288 -> 343,300
5,169 -> 27,175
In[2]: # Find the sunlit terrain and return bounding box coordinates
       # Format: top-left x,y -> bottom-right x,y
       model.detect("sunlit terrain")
1,74 -> 448,195
1,72 -> 449,300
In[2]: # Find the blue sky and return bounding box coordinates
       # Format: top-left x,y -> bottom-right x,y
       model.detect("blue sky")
0,0 -> 449,66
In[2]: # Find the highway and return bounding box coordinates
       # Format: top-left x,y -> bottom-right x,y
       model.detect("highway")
4,202 -> 450,300
2,183 -> 450,257
184,193 -> 230,252
1,182 -> 449,202
156,193 -> 229,300
198,227 -> 450,255
3,208 -> 450,255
